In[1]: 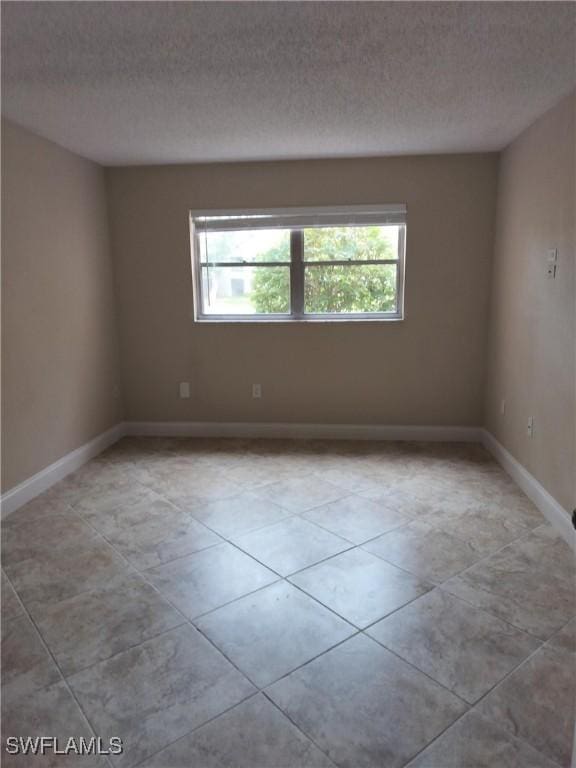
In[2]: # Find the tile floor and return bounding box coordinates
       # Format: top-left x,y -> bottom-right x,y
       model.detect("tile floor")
2,437 -> 575,768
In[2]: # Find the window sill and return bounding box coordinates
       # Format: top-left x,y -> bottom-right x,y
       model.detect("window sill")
194,315 -> 404,324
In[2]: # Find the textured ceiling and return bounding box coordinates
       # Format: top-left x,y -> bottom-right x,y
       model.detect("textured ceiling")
2,2 -> 575,165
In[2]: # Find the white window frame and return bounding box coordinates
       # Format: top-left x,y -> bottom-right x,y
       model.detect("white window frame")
190,205 -> 406,322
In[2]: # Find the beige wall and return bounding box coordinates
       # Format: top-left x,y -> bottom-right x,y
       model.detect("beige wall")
485,92 -> 576,512
106,154 -> 498,426
1,119 -> 123,491
4,104 -> 573,511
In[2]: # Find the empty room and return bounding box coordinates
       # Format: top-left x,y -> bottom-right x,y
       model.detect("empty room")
1,2 -> 575,767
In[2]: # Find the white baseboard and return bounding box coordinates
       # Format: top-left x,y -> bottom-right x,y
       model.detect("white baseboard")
0,421 -> 480,518
125,421 -> 483,443
0,423 -> 126,519
481,429 -> 574,546
3,421 -> 571,547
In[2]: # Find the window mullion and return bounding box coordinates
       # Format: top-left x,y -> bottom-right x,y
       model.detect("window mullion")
290,230 -> 304,318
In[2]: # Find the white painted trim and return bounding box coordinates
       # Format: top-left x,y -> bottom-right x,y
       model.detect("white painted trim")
5,421 -> 570,547
0,423 -> 126,518
481,429 -> 575,546
126,421 -> 482,443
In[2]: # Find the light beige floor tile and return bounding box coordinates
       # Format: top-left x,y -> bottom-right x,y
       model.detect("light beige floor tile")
546,617 -> 576,654
476,646 -> 575,767
224,461 -> 296,489
1,681 -> 109,767
310,467 -> 386,494
290,548 -> 431,628
146,542 -> 278,619
267,634 -> 466,768
196,581 -> 355,687
303,495 -> 409,544
361,465 -> 416,489
192,491 -> 291,538
78,495 -> 177,536
442,525 -> 576,639
425,504 -> 538,555
26,476 -> 85,506
89,497 -> 222,568
5,535 -> 133,608
70,460 -> 137,489
72,481 -> 160,519
1,495 -> 72,524
363,519 -> 483,583
391,475 -> 463,507
2,615 -> 61,699
141,455 -> 208,480
3,438 -> 570,768
154,469 -> 243,504
360,488 -> 437,518
262,454 -> 318,475
406,711 -> 559,768
1,572 -> 23,622
492,490 -> 547,529
254,476 -> 347,514
1,512 -> 93,567
367,589 -> 540,703
113,515 -> 221,569
69,624 -> 255,768
31,574 -> 183,675
233,517 -> 351,576
140,693 -> 335,767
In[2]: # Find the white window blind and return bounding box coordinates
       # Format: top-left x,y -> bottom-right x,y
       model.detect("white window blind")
192,205 -> 407,232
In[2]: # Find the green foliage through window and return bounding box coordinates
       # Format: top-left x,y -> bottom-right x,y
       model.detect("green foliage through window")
252,226 -> 397,314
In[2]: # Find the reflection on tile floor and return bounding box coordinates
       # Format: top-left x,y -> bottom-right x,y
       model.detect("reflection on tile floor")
2,437 -> 574,767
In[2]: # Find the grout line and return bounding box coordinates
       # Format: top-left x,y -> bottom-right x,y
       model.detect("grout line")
401,642 -> 567,768
56,621 -> 189,680
434,581 -> 554,641
357,534 -> 556,640
261,691 -> 338,767
258,628 -> 363,690
167,483 -> 432,584
56,514 -> 267,689
148,487 -> 375,588
396,707 -> 473,767
4,439 -> 573,768
434,523 -> 544,578
359,630 -> 471,707
1,569 -> 116,768
544,614 -> 576,649
434,581 -> 556,641
6,458 -> 566,656
7,513 -> 471,761
38,502 -> 366,764
283,543 -> 359,578
301,509 -> 412,546
466,636 -> 561,711
177,576 -> 283,622
128,691 -> 263,768
3,495 -> 264,692
228,535 -> 356,580
6,460 -> 561,662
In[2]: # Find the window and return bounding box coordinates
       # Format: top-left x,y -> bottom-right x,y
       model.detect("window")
190,206 -> 406,321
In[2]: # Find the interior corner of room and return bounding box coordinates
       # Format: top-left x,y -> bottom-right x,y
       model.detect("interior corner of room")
2,91 -> 574,536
